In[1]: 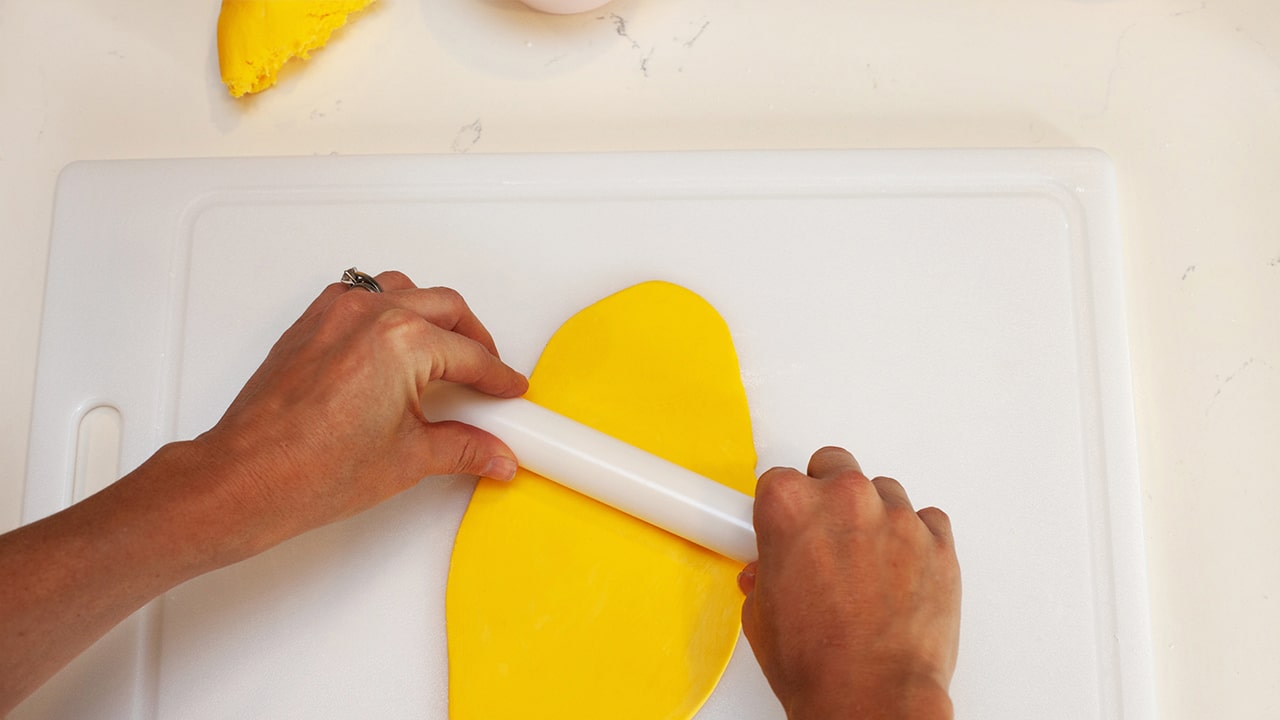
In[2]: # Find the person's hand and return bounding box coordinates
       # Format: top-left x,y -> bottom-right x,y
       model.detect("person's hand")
0,271 -> 529,712
739,446 -> 961,720
177,270 -> 529,562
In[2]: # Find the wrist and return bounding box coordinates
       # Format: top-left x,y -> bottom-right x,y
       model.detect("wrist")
786,672 -> 953,720
110,437 -> 284,579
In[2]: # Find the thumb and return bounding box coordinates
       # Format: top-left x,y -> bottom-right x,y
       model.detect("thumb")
738,561 -> 758,595
419,420 -> 520,481
740,586 -> 761,650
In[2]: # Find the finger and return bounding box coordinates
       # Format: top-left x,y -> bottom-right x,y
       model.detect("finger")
871,475 -> 915,511
418,324 -> 529,398
332,277 -> 509,360
752,465 -> 800,528
300,268 -> 400,323
417,420 -> 520,481
373,270 -> 417,292
379,286 -> 505,358
917,506 -> 954,541
737,561 -> 758,595
754,465 -> 796,497
298,282 -> 351,323
806,446 -> 864,480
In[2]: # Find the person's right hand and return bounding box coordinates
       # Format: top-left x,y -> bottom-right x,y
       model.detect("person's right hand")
739,446 -> 961,720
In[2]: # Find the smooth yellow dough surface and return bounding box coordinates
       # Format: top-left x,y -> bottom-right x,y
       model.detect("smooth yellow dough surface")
446,281 -> 757,719
217,0 -> 374,98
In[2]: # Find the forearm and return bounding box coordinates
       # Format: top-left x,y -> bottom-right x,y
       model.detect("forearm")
0,441 -> 248,713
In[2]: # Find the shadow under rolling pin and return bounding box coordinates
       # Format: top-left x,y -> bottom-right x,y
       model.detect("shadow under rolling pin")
420,383 -> 758,564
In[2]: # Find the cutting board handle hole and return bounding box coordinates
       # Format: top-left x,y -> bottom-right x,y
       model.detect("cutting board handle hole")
73,405 -> 122,503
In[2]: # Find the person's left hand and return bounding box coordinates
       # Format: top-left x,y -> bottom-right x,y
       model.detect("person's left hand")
0,271 -> 529,712
180,270 -> 529,562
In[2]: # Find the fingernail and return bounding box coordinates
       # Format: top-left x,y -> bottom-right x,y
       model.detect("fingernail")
737,566 -> 757,594
482,457 -> 519,482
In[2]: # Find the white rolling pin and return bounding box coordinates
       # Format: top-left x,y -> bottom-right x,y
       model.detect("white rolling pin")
420,383 -> 759,563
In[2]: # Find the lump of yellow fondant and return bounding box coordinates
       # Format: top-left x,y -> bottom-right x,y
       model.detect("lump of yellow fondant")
446,281 -> 757,720
217,0 -> 375,98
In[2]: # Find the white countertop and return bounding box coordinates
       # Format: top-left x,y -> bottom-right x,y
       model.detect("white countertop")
2,0 -> 1277,717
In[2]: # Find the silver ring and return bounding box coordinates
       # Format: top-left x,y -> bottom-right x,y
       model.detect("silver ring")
341,267 -> 383,293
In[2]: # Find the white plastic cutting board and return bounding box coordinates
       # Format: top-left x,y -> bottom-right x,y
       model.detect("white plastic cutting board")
20,150 -> 1154,719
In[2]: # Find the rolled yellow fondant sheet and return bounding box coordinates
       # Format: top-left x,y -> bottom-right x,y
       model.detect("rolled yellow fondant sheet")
446,281 -> 757,719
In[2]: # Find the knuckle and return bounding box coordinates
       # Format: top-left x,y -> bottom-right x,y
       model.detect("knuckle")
754,467 -> 811,530
380,270 -> 412,288
428,285 -> 466,309
373,307 -> 423,337
833,468 -> 872,491
869,475 -> 902,494
919,505 -> 951,524
452,438 -> 482,475
328,286 -> 374,316
370,308 -> 431,356
830,471 -> 878,510
814,445 -> 854,465
314,291 -> 371,339
918,506 -> 955,542
756,467 -> 806,503
884,502 -> 917,527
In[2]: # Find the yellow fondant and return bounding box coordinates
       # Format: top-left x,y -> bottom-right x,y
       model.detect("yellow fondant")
216,0 -> 375,98
446,281 -> 757,719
